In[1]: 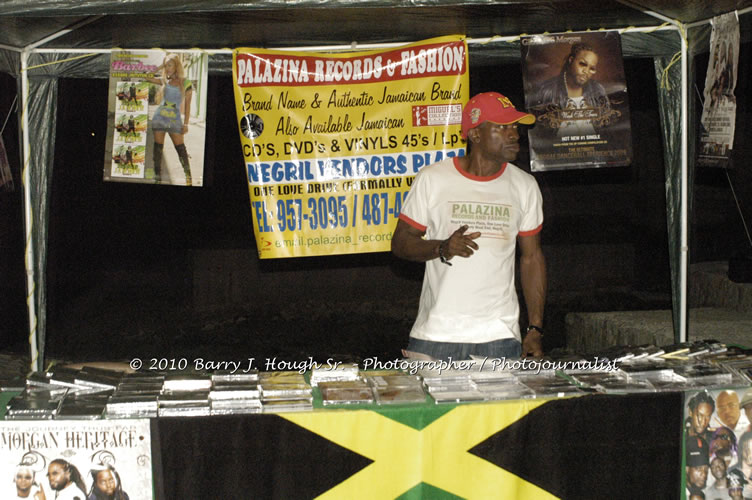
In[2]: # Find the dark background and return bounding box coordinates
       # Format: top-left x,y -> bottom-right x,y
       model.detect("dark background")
0,44 -> 750,364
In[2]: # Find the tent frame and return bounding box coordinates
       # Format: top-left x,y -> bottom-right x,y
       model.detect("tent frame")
6,4 -> 749,371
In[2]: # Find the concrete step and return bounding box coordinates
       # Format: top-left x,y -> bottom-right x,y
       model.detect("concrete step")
690,261 -> 752,312
566,307 -> 752,354
565,261 -> 752,354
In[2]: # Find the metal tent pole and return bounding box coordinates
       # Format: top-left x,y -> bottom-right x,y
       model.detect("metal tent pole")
19,47 -> 40,372
19,16 -> 103,372
679,29 -> 688,342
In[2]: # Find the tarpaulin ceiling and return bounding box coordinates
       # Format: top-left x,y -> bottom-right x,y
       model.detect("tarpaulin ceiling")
0,0 -> 750,53
2,0 -> 751,369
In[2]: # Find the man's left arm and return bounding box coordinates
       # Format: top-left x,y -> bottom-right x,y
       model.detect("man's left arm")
518,232 -> 546,358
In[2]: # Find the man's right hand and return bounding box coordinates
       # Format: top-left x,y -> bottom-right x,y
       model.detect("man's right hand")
442,225 -> 481,261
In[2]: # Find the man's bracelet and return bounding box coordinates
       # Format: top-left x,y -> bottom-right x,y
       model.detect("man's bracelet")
438,239 -> 452,266
526,325 -> 544,337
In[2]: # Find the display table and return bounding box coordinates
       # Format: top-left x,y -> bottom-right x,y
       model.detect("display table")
0,388 -> 683,499
152,392 -> 681,499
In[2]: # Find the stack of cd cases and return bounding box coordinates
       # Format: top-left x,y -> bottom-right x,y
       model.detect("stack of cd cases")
420,369 -> 536,403
310,363 -> 360,387
57,391 -> 111,420
209,370 -> 261,415
259,371 -> 313,413
5,388 -> 66,420
6,340 -> 752,419
157,374 -> 212,417
365,373 -> 427,405
318,378 -> 374,405
158,390 -> 211,417
104,372 -> 163,418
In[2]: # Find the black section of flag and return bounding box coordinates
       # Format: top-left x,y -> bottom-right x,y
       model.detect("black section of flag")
469,393 -> 682,500
157,414 -> 373,499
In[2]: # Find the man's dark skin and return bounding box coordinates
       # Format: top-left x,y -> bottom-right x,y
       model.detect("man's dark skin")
565,48 -> 599,98
392,121 -> 546,358
688,400 -> 714,440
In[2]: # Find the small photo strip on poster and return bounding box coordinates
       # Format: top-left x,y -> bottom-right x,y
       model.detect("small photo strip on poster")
111,81 -> 148,179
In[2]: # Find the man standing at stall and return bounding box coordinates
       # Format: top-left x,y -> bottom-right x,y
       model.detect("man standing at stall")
392,92 -> 546,360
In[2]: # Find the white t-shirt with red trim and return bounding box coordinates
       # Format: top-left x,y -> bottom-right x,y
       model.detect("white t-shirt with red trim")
399,156 -> 543,343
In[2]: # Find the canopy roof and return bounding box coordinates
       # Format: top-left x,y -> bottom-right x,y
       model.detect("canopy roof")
4,0 -> 751,369
0,0 -> 750,54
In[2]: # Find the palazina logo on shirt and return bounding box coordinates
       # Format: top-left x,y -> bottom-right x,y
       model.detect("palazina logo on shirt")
452,203 -> 510,221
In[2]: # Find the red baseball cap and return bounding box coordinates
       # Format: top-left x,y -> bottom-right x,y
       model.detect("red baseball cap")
461,92 -> 535,139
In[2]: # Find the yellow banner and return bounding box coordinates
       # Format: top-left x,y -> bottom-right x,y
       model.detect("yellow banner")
233,35 -> 469,258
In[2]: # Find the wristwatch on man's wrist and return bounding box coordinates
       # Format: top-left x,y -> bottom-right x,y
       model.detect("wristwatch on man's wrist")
526,325 -> 544,337
438,239 -> 452,266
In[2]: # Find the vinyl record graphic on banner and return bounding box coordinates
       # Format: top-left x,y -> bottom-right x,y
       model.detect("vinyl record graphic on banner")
241,113 -> 265,139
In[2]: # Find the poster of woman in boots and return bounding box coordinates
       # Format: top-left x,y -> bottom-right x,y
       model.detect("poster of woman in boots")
104,50 -> 208,186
